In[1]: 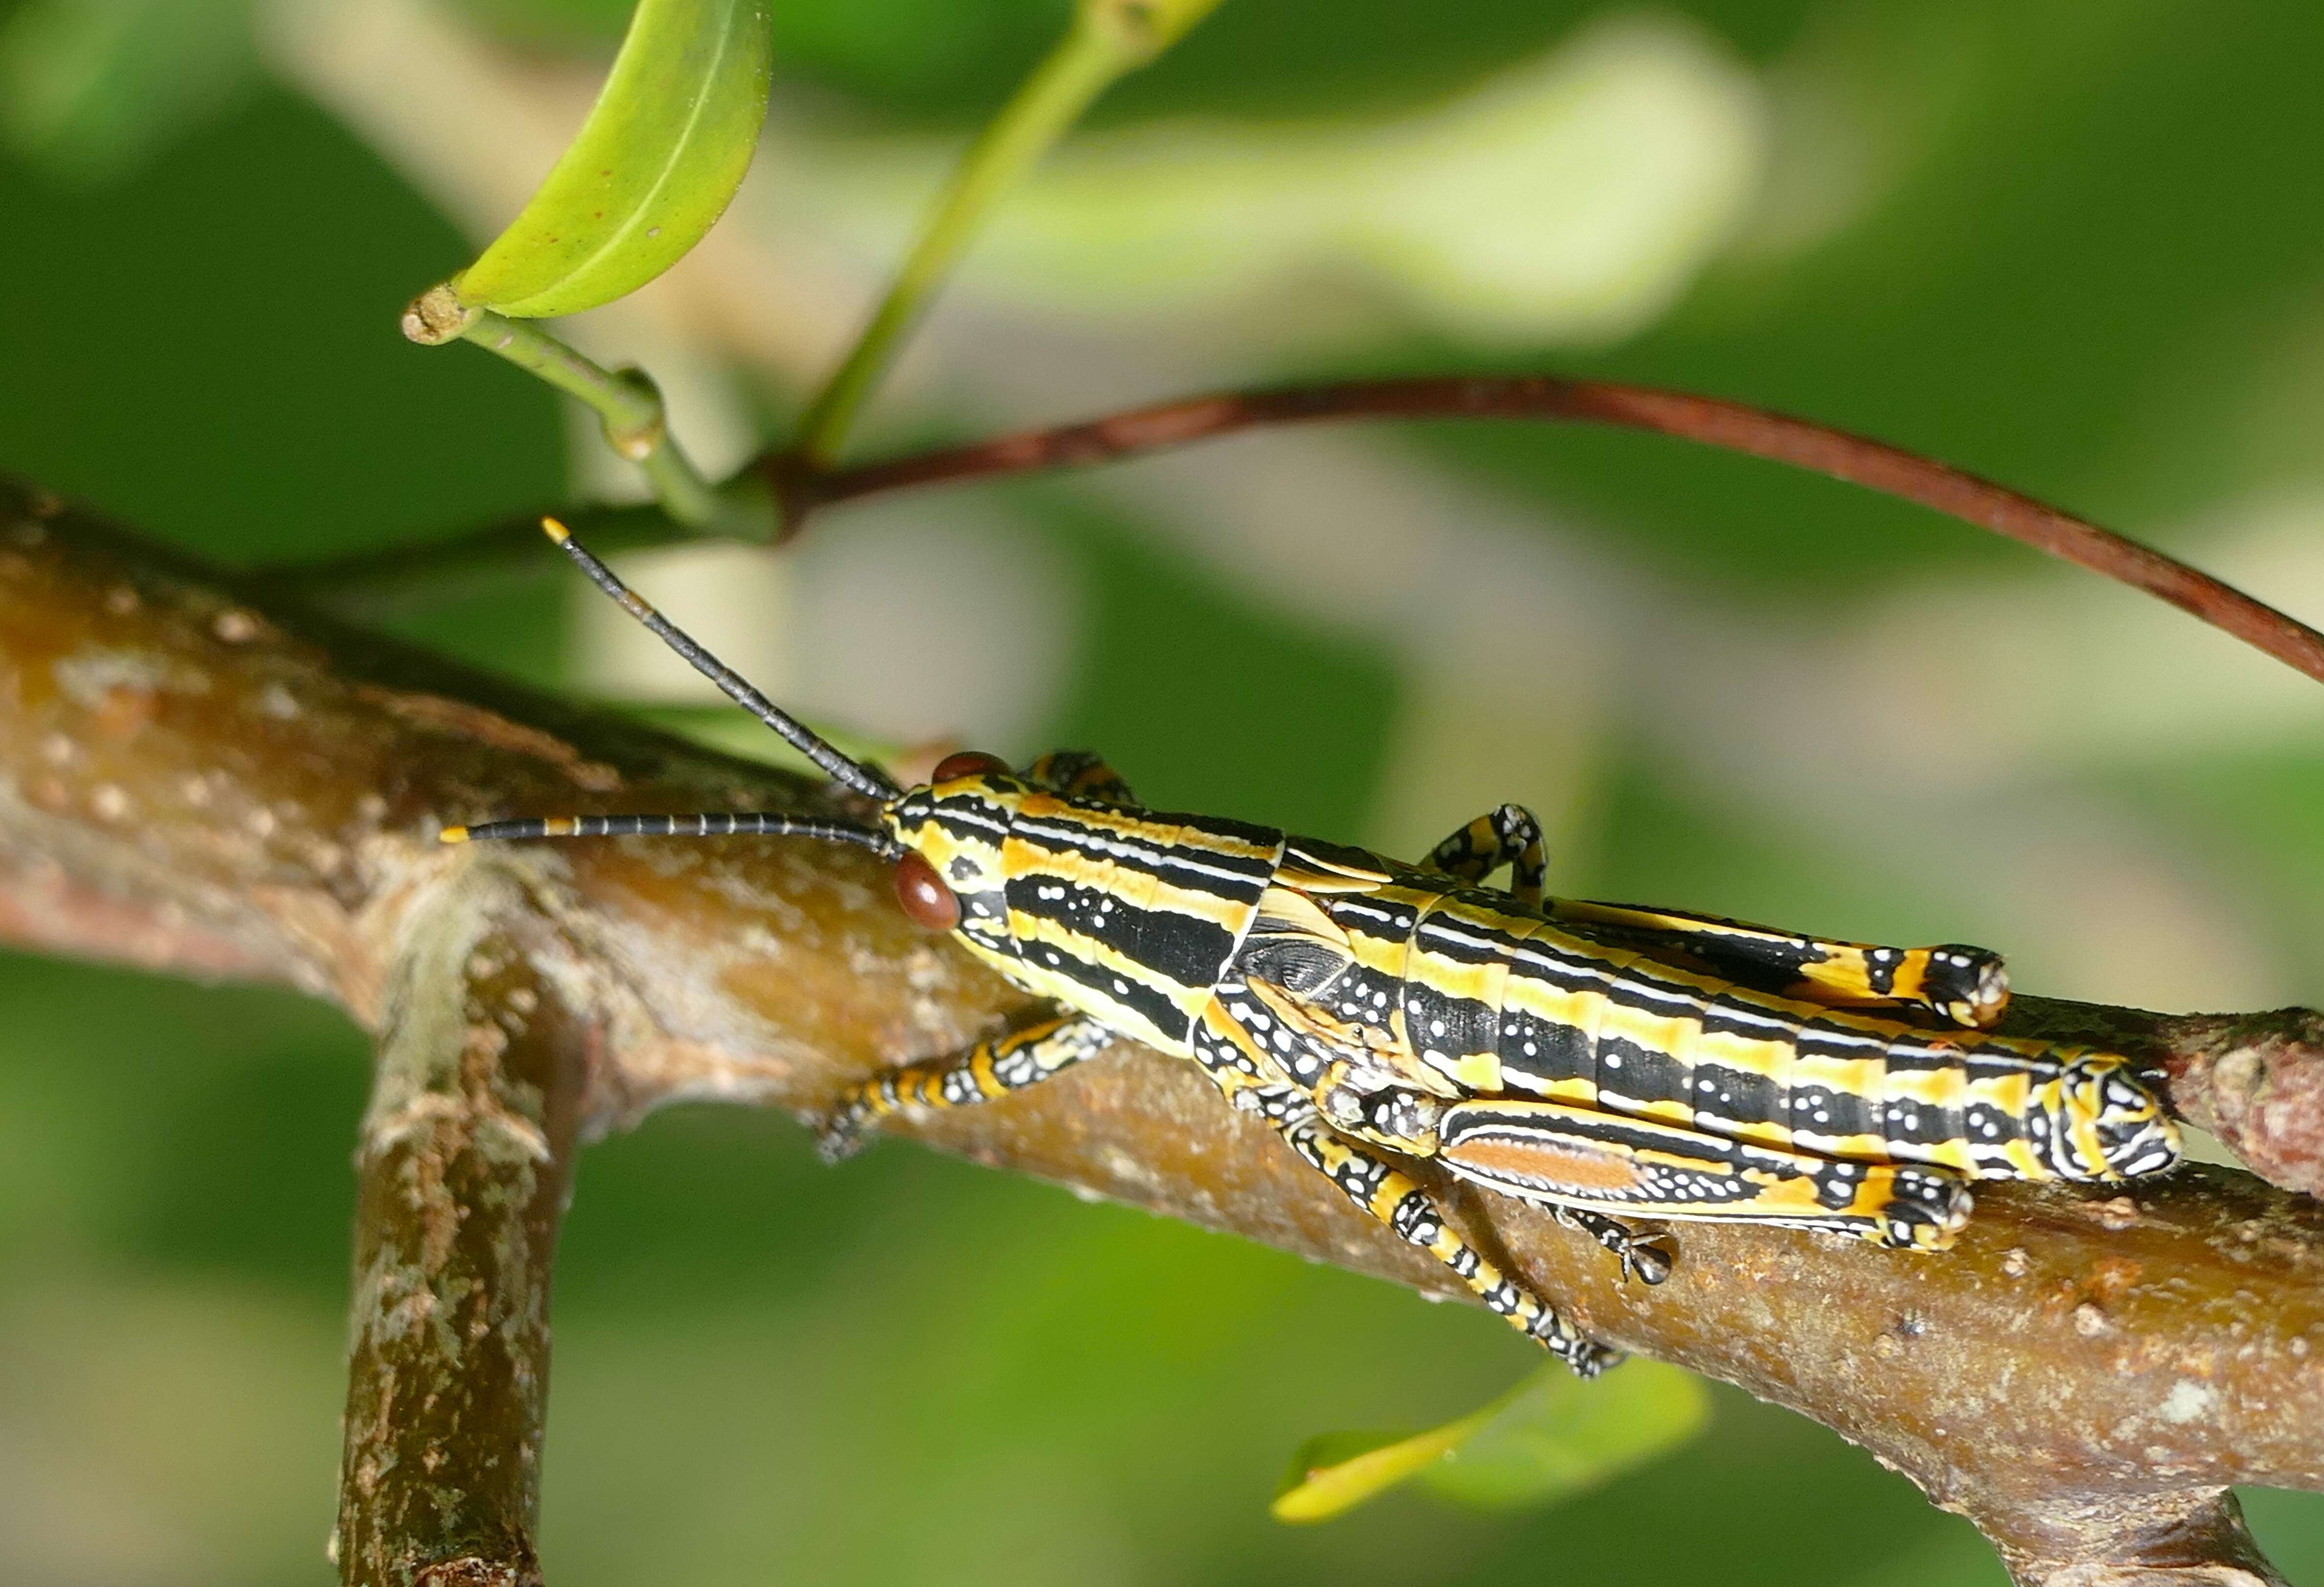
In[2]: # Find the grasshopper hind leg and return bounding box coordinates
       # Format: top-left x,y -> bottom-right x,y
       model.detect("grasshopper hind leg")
1436,1097 -> 1973,1251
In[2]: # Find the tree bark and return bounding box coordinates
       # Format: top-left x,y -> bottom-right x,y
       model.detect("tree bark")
334,864 -> 588,1587
2,476 -> 2318,1585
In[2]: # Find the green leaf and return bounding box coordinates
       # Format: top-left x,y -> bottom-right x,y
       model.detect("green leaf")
1421,1359 -> 1709,1510
1271,1425 -> 1458,1523
456,0 -> 774,318
1271,1360 -> 1709,1523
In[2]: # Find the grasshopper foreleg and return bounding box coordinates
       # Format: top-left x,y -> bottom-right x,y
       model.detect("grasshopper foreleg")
818,1012 -> 1111,1161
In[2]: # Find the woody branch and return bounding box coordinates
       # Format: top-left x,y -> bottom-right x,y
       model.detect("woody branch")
1,476 -> 2318,1587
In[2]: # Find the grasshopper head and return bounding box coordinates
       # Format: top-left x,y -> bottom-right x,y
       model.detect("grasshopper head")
884,751 -> 1026,951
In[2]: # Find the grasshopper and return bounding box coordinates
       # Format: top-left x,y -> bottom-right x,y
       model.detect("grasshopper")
445,520 -> 2182,1374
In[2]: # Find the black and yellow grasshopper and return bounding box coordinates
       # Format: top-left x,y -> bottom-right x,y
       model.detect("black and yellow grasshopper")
445,520 -> 2182,1374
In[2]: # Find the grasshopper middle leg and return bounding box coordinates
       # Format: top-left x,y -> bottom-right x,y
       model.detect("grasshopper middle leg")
1191,993 -> 1620,1374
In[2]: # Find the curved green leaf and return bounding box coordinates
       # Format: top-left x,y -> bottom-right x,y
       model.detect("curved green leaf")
1420,1358 -> 1708,1510
1272,1425 -> 1452,1523
456,0 -> 774,319
1271,1360 -> 1709,1523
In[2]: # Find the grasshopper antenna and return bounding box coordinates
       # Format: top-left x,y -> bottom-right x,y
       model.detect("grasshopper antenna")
443,811 -> 900,857
537,517 -> 900,802
437,519 -> 905,855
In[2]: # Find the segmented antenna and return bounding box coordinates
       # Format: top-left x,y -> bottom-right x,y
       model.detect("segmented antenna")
443,812 -> 899,857
539,517 -> 901,802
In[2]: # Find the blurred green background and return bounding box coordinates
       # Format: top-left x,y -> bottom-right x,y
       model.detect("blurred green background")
4,1 -> 2324,1582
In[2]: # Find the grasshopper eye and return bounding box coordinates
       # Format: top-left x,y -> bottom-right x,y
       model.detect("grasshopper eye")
932,750 -> 1011,782
894,851 -> 961,932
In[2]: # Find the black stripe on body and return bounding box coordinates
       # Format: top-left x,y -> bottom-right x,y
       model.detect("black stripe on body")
1307,961 -> 1403,1028
1684,1061 -> 1787,1133
1006,873 -> 1240,992
931,805 -> 1012,844
1593,1036 -> 1693,1117
1785,1080 -> 1876,1144
1018,931 -> 1192,1045
1324,894 -> 1421,941
1005,876 -> 1237,1043
1495,1006 -> 1596,1089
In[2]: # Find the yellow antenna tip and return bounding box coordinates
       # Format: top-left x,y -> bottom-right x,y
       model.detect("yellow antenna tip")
439,825 -> 472,844
540,516 -> 571,543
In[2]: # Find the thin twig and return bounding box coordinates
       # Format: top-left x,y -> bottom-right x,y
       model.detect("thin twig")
401,286 -> 773,539
779,375 -> 2324,688
278,370 -> 2324,702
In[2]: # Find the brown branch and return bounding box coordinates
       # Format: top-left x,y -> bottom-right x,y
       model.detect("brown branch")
336,865 -> 588,1587
773,376 -> 2324,690
5,477 -> 2321,1585
1979,1489 -> 2291,1587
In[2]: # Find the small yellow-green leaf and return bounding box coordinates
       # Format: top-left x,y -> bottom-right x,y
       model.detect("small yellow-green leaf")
1418,1359 -> 1709,1510
1271,1425 -> 1458,1523
456,0 -> 773,318
1271,1360 -> 1709,1524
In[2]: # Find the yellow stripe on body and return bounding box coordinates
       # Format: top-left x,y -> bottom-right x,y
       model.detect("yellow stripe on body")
1016,795 -> 1282,869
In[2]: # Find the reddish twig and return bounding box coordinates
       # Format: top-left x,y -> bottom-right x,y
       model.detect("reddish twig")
769,375 -> 2324,689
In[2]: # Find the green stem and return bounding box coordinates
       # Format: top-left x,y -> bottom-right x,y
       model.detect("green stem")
401,286 -> 773,540
791,0 -> 1226,468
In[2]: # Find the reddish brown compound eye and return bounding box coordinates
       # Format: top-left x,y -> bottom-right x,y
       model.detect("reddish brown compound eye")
931,750 -> 1011,783
893,850 -> 961,932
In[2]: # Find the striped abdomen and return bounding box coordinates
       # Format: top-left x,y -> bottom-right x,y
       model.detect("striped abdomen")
1338,884 -> 2173,1182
